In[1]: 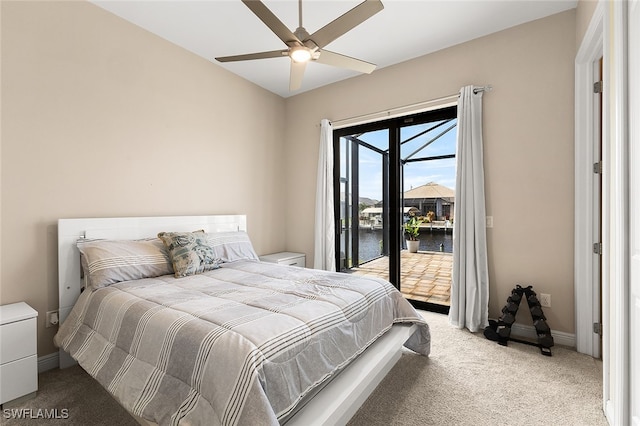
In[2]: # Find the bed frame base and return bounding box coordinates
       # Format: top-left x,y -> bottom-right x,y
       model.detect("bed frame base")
286,323 -> 416,425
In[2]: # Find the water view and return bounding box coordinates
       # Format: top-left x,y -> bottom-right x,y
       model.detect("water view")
358,228 -> 453,264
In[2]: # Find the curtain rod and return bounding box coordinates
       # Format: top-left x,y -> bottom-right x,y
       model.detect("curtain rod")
329,84 -> 492,129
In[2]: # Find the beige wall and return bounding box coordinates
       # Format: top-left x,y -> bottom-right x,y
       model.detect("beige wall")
283,10 -> 577,333
1,1 -> 287,356
576,0 -> 599,49
1,2 -> 581,359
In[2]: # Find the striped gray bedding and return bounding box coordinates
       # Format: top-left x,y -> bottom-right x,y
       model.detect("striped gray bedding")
54,260 -> 430,425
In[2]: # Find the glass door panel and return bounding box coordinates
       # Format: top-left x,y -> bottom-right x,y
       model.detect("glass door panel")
338,136 -> 352,270
337,129 -> 389,281
399,118 -> 457,308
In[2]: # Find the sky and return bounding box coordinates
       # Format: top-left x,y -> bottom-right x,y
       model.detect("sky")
349,119 -> 457,201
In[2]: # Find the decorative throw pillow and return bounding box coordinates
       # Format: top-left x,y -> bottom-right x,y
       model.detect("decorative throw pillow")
157,231 -> 222,277
77,238 -> 173,290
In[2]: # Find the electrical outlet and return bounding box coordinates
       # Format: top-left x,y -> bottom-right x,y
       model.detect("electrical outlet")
486,216 -> 493,228
539,293 -> 551,308
46,311 -> 59,328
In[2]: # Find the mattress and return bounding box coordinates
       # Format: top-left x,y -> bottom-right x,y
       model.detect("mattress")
54,260 -> 430,425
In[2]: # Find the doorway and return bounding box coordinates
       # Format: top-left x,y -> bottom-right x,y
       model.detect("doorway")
333,106 -> 456,312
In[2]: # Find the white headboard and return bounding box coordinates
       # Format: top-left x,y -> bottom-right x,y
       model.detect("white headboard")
58,214 -> 247,325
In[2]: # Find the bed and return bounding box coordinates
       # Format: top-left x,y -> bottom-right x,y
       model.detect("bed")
55,215 -> 430,425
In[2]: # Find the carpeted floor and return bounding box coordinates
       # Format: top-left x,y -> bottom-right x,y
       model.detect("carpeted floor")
1,361 -> 137,426
1,311 -> 607,425
348,311 -> 607,426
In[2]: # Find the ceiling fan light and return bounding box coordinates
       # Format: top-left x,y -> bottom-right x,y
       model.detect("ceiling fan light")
290,47 -> 312,63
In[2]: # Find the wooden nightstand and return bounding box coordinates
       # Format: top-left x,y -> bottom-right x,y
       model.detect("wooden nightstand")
260,252 -> 306,268
0,302 -> 38,405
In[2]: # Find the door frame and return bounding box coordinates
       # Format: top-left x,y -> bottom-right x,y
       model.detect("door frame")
575,1 -> 631,424
628,1 -> 639,423
574,0 -> 603,359
605,1 -> 630,423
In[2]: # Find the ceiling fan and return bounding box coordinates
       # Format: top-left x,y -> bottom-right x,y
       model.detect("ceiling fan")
215,0 -> 384,91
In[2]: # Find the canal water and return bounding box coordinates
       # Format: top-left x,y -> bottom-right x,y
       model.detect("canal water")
357,228 -> 453,264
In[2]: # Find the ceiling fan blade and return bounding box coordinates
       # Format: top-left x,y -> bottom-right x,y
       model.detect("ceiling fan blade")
242,0 -> 301,47
308,0 -> 384,49
315,50 -> 376,74
289,61 -> 306,91
215,50 -> 287,63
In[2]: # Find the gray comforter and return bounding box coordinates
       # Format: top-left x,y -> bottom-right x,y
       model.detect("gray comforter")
54,260 -> 430,425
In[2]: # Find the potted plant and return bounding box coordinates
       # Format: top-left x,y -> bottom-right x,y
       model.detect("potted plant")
404,216 -> 423,253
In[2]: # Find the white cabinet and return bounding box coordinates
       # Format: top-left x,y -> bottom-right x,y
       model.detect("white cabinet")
260,252 -> 306,268
0,302 -> 38,404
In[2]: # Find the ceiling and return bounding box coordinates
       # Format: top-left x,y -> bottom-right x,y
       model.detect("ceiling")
91,0 -> 577,98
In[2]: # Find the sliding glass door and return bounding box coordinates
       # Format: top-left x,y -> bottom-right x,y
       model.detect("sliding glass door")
334,106 -> 456,311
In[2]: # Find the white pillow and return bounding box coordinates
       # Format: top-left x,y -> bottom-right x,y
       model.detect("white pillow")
205,231 -> 259,263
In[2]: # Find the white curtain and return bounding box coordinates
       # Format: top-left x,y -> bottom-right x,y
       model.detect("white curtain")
449,86 -> 489,332
313,119 -> 336,271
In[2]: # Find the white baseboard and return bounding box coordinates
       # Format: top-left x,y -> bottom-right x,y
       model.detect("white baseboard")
38,352 -> 59,373
510,322 -> 576,348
